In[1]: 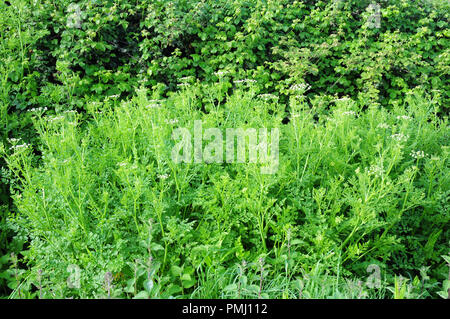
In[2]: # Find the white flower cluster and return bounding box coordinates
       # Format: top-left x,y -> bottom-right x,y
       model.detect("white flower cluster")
333,97 -> 351,102
9,143 -> 30,151
117,162 -> 127,167
396,115 -> 411,120
47,116 -> 65,122
377,123 -> 390,129
7,138 -> 21,143
214,71 -> 228,77
258,94 -> 278,100
289,83 -> 311,92
410,150 -> 427,159
109,94 -> 120,99
368,164 -> 384,177
28,107 -> 48,113
158,173 -> 169,180
233,79 -> 257,84
177,83 -> 190,87
390,133 -> 409,142
342,111 -> 356,116
145,102 -> 161,109
179,76 -> 193,82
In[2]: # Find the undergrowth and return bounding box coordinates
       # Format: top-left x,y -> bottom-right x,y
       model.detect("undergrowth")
1,84 -> 448,298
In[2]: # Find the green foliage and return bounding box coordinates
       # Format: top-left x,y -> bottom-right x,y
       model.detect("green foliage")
0,0 -> 448,113
1,83 -> 448,298
0,0 -> 448,299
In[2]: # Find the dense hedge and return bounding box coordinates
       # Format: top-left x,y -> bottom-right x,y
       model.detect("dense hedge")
1,0 -> 449,113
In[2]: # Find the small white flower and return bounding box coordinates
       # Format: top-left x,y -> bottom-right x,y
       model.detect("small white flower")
158,173 -> 169,180
179,76 -> 193,82
377,123 -> 390,129
410,150 -> 426,159
396,115 -> 411,121
333,97 -> 351,102
117,162 -> 127,167
48,116 -> 65,122
28,107 -> 48,113
390,133 -> 409,142
258,94 -> 278,100
7,138 -> 21,144
214,71 -> 228,77
367,164 -> 384,177
289,83 -> 311,92
342,111 -> 356,116
9,143 -> 30,151
177,83 -> 190,87
233,79 -> 257,84
145,103 -> 161,109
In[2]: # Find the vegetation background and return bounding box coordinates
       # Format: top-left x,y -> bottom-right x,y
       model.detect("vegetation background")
0,0 -> 449,298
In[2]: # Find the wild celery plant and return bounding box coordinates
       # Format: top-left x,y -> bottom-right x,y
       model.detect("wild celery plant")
1,83 -> 449,298
0,3 -> 51,297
